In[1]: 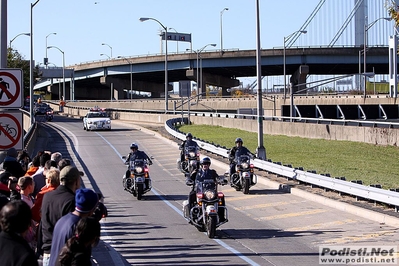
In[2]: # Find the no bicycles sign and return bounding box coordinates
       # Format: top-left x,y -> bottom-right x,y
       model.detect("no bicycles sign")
0,69 -> 23,108
0,111 -> 23,150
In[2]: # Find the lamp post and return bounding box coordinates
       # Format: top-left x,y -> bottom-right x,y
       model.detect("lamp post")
45,32 -> 56,67
47,46 -> 65,101
100,53 -> 110,59
9,33 -> 30,48
168,27 -> 178,53
196,44 -> 216,96
283,30 -> 307,100
139,17 -> 169,112
30,0 -> 41,125
220,7 -> 229,54
117,56 -> 133,100
363,16 -> 391,98
101,43 -> 112,58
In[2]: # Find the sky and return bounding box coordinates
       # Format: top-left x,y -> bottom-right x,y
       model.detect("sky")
7,0 -> 321,67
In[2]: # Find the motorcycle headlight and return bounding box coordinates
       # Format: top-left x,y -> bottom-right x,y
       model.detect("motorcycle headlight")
204,190 -> 216,200
189,151 -> 196,157
241,162 -> 249,169
135,166 -> 143,173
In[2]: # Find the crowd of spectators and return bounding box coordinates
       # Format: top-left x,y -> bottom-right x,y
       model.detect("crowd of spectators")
0,147 -> 101,266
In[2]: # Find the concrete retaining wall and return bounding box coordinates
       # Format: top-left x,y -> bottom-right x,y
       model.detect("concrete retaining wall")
57,103 -> 399,146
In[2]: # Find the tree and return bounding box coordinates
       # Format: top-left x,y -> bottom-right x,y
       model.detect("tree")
388,1 -> 399,27
7,47 -> 35,99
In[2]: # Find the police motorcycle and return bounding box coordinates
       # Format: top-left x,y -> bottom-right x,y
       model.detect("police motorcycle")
183,158 -> 228,238
122,156 -> 153,200
46,107 -> 54,121
226,152 -> 257,194
177,144 -> 200,177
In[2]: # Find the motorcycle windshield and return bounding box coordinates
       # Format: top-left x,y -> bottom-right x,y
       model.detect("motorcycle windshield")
185,146 -> 198,158
129,159 -> 146,172
236,154 -> 250,164
196,179 -> 217,193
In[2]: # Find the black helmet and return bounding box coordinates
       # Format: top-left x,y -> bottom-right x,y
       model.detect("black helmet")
186,132 -> 193,139
130,143 -> 138,149
235,137 -> 243,144
200,157 -> 211,165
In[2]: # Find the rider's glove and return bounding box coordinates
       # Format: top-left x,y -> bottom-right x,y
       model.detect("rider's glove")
148,161 -> 153,165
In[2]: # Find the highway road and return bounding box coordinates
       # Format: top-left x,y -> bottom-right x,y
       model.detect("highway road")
36,115 -> 399,266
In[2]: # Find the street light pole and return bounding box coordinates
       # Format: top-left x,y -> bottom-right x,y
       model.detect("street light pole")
101,43 -> 112,58
363,16 -> 392,98
220,7 -> 228,54
9,33 -> 30,48
255,0 -> 266,160
197,44 -> 216,96
47,46 -> 65,100
139,17 -> 169,112
100,53 -> 110,59
117,56 -> 133,100
45,32 -> 56,68
30,0 -> 40,125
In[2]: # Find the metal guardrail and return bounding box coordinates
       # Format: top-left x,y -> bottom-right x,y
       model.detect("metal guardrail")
165,117 -> 399,211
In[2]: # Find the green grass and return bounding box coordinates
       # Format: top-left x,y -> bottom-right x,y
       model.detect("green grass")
177,124 -> 399,189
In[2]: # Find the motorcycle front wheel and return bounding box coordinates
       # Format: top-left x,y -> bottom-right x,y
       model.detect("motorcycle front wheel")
137,183 -> 144,200
243,178 -> 250,194
206,215 -> 217,238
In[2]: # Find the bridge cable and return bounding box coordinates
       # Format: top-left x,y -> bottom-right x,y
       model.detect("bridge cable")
328,0 -> 364,47
286,0 -> 326,48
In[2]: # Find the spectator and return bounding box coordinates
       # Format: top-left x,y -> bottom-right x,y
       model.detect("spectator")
58,158 -> 71,171
17,150 -> 31,173
18,176 -> 35,208
1,148 -> 25,178
40,166 -> 82,266
32,155 -> 53,198
34,152 -> 51,176
0,172 -> 21,206
31,167 -> 60,223
0,200 -> 39,265
26,154 -> 41,176
18,175 -> 37,250
56,217 -> 100,266
51,152 -> 63,165
48,188 -> 98,266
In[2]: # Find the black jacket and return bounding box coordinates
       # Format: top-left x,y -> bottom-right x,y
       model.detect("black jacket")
40,185 -> 76,253
0,231 -> 39,266
229,146 -> 254,163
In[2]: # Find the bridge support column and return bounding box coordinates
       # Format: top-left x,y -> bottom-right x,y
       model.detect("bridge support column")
186,69 -> 239,96
290,65 -> 309,93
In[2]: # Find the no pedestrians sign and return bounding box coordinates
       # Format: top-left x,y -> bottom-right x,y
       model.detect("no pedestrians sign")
0,69 -> 23,108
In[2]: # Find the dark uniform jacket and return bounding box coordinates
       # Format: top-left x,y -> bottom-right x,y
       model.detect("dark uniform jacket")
40,185 -> 76,254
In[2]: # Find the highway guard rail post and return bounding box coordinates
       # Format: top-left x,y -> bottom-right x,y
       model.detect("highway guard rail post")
165,117 -> 399,212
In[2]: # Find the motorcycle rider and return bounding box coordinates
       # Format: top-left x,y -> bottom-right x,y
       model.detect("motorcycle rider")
124,143 -> 153,189
228,138 -> 255,180
187,157 -> 226,222
179,133 -> 199,166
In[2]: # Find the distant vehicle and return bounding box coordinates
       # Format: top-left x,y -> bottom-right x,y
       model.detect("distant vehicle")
83,107 -> 111,131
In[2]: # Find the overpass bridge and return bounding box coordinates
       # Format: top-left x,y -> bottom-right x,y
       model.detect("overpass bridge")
35,46 -> 392,100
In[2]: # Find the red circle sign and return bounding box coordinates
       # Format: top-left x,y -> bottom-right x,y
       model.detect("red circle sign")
0,71 -> 21,106
0,113 -> 22,149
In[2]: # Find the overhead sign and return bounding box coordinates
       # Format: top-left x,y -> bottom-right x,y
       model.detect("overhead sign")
0,69 -> 23,108
161,32 -> 192,42
0,111 -> 23,150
